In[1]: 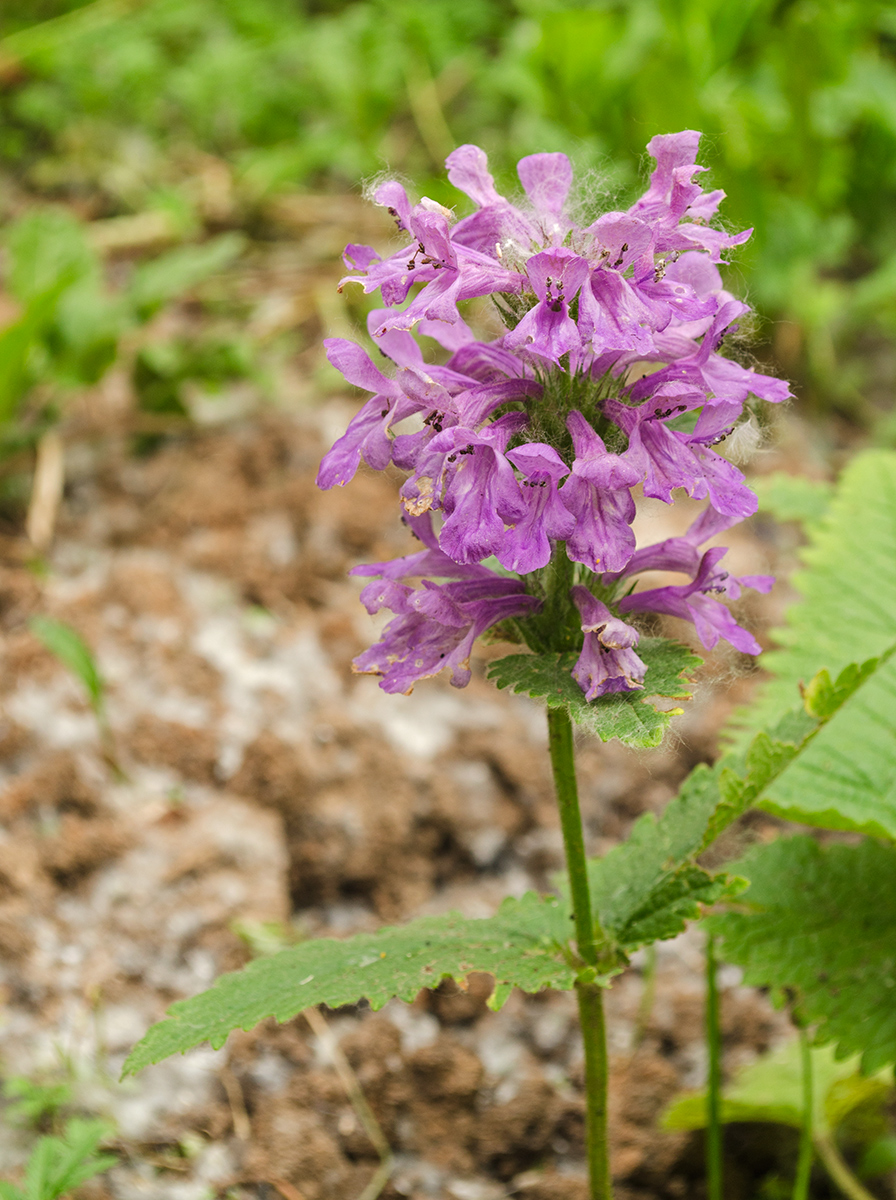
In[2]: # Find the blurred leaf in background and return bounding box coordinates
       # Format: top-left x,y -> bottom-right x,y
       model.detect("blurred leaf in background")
0,0 -> 894,417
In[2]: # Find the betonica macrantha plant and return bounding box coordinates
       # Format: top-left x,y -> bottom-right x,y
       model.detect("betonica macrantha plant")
317,132 -> 787,1197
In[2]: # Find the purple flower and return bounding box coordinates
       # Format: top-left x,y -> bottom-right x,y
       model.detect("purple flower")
321,133 -> 786,702
499,443 -> 576,573
628,132 -> 751,261
605,392 -> 757,519
353,572 -> 541,693
316,338 -> 421,487
571,586 -> 647,699
351,511 -> 495,586
560,411 -> 640,573
429,416 -> 529,564
619,545 -> 773,654
505,249 -> 591,364
630,301 -> 792,407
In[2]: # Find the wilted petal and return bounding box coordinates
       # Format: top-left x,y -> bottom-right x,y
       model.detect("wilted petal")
352,573 -> 540,693
569,586 -> 646,698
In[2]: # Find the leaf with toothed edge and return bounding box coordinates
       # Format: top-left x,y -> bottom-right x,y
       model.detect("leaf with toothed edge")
121,892 -> 602,1075
486,637 -> 702,749
710,837 -> 896,1072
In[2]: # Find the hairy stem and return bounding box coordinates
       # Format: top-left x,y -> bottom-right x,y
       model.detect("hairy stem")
705,933 -> 723,1200
546,705 -> 611,1200
548,705 -> 600,960
793,1026 -> 814,1200
578,979 -> 612,1200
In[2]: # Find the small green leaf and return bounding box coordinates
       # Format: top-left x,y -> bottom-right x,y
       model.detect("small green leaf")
801,657 -> 881,722
0,278 -> 71,423
711,837 -> 896,1071
487,637 -> 701,749
751,471 -> 833,526
123,893 -> 582,1075
859,1135 -> 896,1179
29,617 -> 104,714
18,1120 -> 116,1200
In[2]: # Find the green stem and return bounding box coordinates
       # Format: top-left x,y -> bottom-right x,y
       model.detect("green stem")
547,705 -> 600,961
546,706 -> 611,1200
577,979 -> 611,1200
705,933 -> 723,1200
813,1134 -> 877,1200
793,1026 -> 814,1200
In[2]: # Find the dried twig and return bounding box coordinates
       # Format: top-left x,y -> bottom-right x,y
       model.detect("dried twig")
219,1064 -> 252,1142
26,429 -> 65,552
267,1177 -> 309,1200
302,1006 -> 394,1199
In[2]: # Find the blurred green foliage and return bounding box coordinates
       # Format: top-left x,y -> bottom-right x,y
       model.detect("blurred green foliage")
0,0 -> 894,412
0,205 -> 246,458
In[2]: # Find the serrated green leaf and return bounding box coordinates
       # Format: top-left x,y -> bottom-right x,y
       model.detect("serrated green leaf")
663,1040 -> 888,1138
18,1120 -> 116,1200
759,653 -> 896,839
751,471 -> 833,526
123,893 -> 580,1075
802,657 -> 881,722
730,462 -> 896,841
711,837 -> 896,1072
29,617 -> 104,714
487,637 -> 701,749
587,695 -> 832,952
739,451 -> 896,734
608,866 -> 745,950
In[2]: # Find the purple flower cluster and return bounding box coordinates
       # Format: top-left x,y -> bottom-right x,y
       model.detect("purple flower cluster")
318,133 -> 785,696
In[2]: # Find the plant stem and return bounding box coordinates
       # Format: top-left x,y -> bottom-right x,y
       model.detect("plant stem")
577,979 -> 611,1200
814,1133 -> 877,1200
705,933 -> 723,1200
793,1026 -> 814,1200
546,705 -> 611,1200
547,705 -> 600,962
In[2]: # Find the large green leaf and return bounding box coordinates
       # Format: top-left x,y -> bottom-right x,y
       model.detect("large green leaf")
487,637 -> 701,749
759,655 -> 896,838
751,471 -> 833,526
587,656 -> 881,952
742,450 -> 896,731
123,892 -> 578,1074
711,837 -> 896,1072
730,451 -> 896,837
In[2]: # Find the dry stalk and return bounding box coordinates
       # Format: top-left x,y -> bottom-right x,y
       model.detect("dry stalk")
26,429 -> 65,552
302,1005 -> 394,1200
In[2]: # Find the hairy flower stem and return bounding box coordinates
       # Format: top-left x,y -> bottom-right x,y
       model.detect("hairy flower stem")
705,933 -> 723,1200
547,705 -> 611,1199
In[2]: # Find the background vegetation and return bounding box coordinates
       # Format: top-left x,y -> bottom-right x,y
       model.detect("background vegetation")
0,0 -> 894,432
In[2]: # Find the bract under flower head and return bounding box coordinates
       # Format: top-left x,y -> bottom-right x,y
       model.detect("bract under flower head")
320,133 -> 785,697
